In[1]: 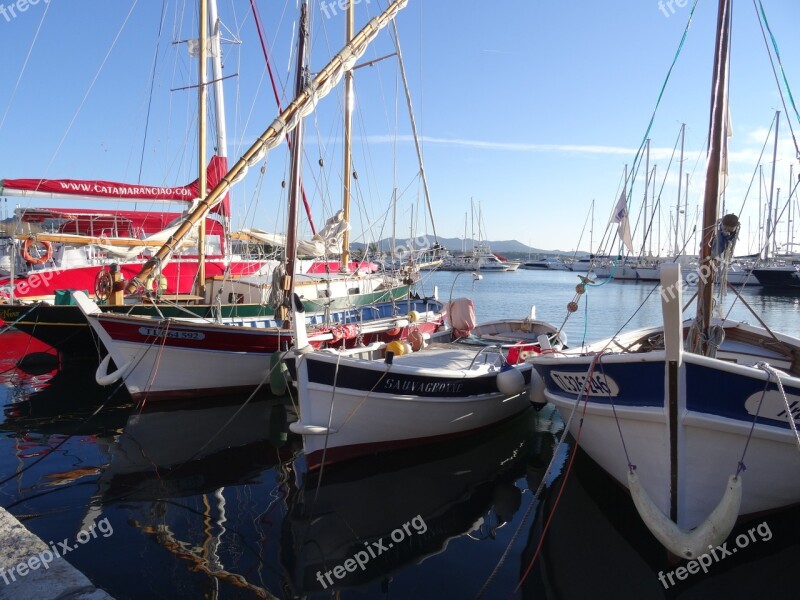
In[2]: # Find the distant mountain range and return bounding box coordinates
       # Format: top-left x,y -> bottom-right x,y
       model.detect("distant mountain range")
0,218 -> 583,256
352,236 -> 585,256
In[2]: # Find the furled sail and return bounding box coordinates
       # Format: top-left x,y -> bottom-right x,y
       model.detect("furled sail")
233,210 -> 350,256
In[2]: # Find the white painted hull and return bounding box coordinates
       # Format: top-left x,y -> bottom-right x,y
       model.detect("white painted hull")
73,291 -> 444,401
547,386 -> 800,529
293,345 -> 533,468
634,266 -> 661,281
534,334 -> 800,529
93,337 -> 273,400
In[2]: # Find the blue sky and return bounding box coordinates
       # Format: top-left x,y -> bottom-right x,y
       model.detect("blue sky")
1,0 -> 799,255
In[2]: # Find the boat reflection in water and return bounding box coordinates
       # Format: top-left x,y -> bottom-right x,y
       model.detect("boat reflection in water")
85,395 -> 298,505
2,358 -> 131,436
78,394 -> 301,598
0,330 -> 61,401
281,406 -> 563,597
525,448 -> 800,599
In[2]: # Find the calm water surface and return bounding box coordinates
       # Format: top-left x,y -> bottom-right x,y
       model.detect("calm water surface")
1,270 -> 799,599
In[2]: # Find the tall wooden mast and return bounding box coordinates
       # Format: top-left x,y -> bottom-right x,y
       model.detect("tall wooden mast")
694,0 -> 732,355
284,0 -> 309,313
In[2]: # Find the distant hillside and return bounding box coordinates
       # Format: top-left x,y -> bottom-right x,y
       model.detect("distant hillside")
352,235 -> 585,256
1,216 -> 43,235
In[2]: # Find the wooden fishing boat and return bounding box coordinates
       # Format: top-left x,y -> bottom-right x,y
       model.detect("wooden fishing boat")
530,0 -> 800,559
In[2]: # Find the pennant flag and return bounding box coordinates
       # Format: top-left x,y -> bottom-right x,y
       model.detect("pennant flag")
611,189 -> 634,254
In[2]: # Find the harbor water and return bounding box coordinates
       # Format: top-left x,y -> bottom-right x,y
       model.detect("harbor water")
1,269 -> 800,598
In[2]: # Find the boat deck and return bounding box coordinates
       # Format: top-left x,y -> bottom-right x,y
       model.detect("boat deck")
392,343 -> 503,371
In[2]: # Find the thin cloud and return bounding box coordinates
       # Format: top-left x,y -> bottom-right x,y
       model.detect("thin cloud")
360,134 -> 796,166
362,134 -> 641,156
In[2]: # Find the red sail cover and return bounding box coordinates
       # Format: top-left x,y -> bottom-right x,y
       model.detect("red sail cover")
1,156 -> 230,217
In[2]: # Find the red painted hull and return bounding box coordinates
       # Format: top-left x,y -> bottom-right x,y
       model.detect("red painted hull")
1,259 -> 382,300
0,258 -> 267,300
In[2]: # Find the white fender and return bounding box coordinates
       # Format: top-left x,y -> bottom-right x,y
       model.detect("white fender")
497,365 -> 525,396
291,292 -> 311,355
95,354 -> 131,387
528,370 -> 547,408
628,469 -> 742,559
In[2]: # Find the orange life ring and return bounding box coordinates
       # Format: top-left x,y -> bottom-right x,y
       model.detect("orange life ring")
21,238 -> 53,265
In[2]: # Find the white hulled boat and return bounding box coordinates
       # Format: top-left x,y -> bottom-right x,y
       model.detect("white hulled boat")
530,0 -> 800,560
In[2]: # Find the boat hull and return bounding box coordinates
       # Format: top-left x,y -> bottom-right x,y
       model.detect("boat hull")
78,296 -> 444,401
752,266 -> 800,289
0,257 -> 267,300
0,285 -> 412,359
293,347 -> 533,469
533,351 -> 800,529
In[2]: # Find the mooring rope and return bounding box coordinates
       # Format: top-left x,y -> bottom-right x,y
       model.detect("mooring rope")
475,353 -> 603,598
757,362 -> 800,453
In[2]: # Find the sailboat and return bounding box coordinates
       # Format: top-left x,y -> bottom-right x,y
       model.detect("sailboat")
285,2 -> 563,471
0,0 -> 268,304
530,0 -> 800,559
73,0 -> 446,401
0,0 -> 415,361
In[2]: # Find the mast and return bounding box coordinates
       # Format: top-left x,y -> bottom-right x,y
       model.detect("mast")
390,19 -> 437,242
462,212 -> 467,254
643,139 -> 650,257
765,111 -> 780,261
788,165 -> 794,252
285,0 -> 309,310
125,0 -> 410,294
758,166 -> 763,253
470,199 -> 475,253
654,164 -> 660,255
682,172 -> 689,251
339,2 -> 356,272
774,189 -> 780,256
675,123 -> 685,256
208,0 -> 230,256
196,0 -> 209,297
694,0 -> 732,355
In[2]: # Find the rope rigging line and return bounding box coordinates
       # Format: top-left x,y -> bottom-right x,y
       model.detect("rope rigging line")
1,340 -> 294,511
510,356 -> 608,597
756,362 -> 800,454
249,0 -> 317,234
475,355 -> 603,599
43,0 -> 141,182
636,127 -> 682,256
736,375 -> 771,476
620,0 -> 700,241
0,304 -> 40,337
137,0 -> 170,186
734,112 -> 777,218
0,0 -> 52,132
754,0 -> 800,160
